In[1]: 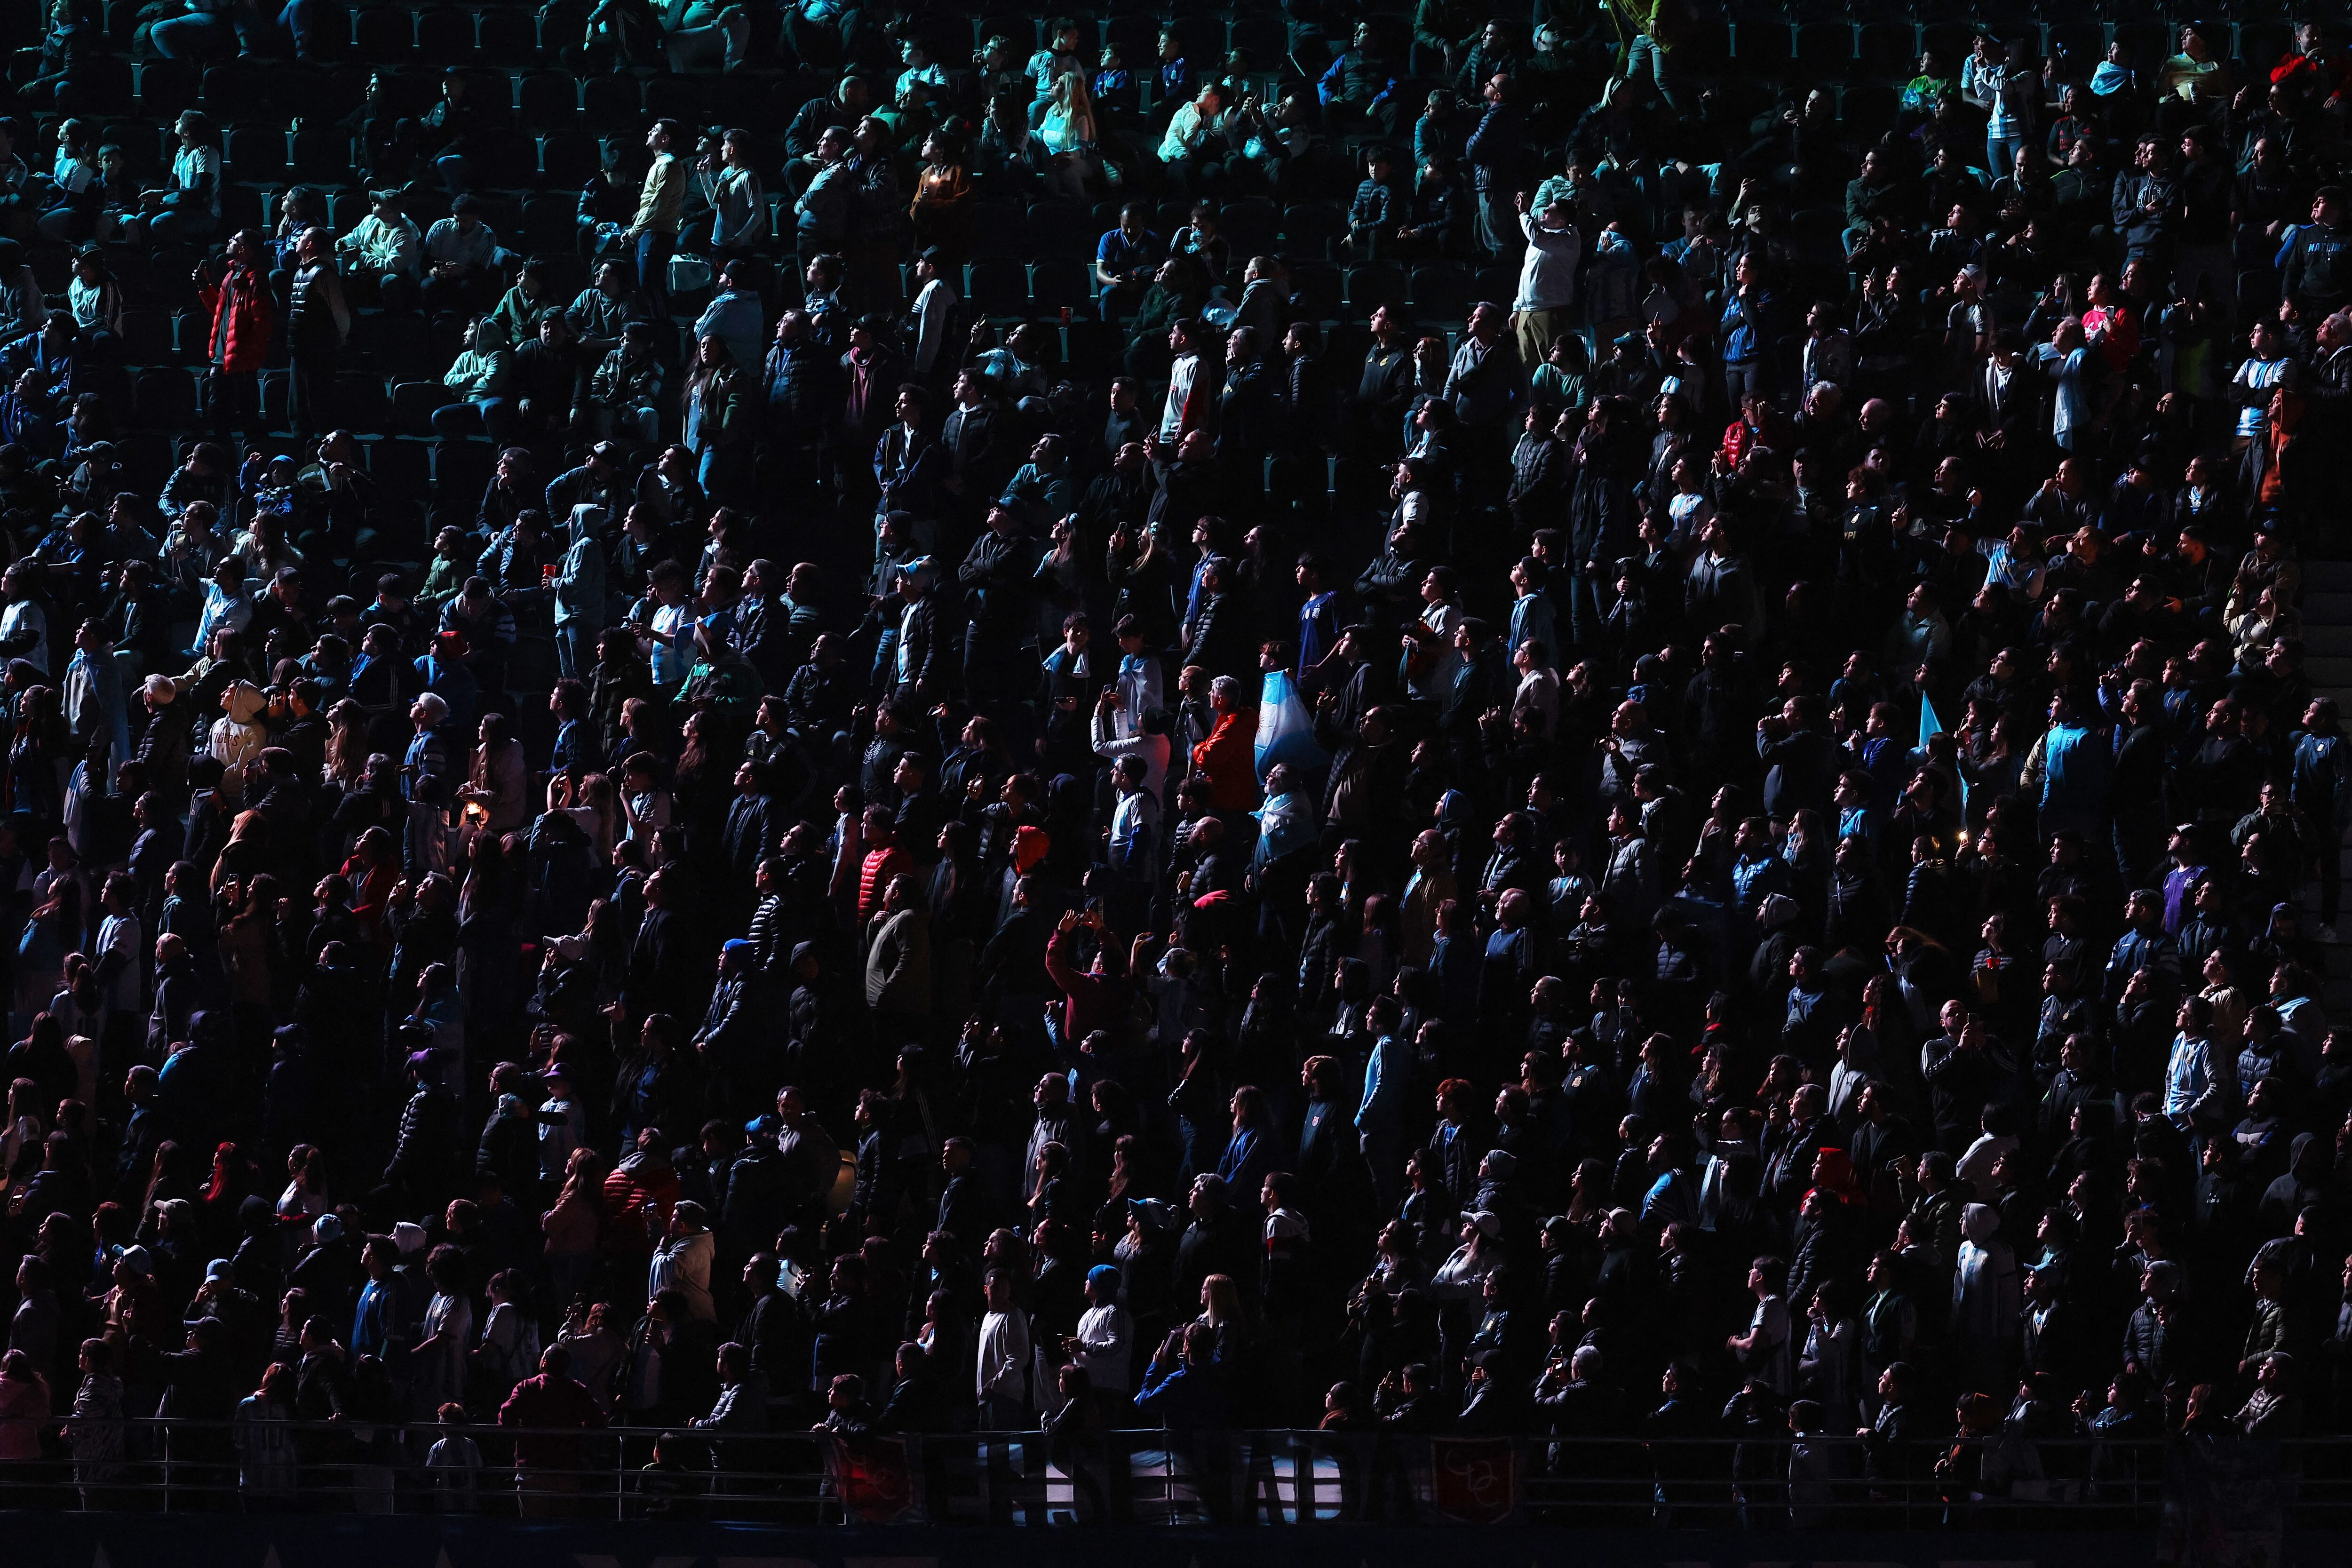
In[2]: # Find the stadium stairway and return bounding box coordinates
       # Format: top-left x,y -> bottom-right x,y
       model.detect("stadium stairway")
2299,560 -> 2352,1002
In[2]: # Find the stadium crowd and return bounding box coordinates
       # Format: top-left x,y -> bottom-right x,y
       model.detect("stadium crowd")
0,0 -> 2344,1519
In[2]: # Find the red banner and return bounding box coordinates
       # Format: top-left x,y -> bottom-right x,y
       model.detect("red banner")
1428,1438 -> 1519,1525
826,1435 -> 917,1523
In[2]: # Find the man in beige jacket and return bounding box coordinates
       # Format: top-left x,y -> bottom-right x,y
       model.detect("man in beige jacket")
627,119 -> 684,323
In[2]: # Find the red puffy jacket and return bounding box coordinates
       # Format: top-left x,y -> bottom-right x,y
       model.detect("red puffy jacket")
198,263 -> 274,373
1192,708 -> 1259,811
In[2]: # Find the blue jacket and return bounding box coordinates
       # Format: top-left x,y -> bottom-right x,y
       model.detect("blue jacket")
1720,287 -> 1777,364
764,340 -> 841,434
1462,103 -> 1523,192
2294,730 -> 2352,829
1134,1358 -> 1228,1432
412,652 -> 477,735
550,716 -> 596,777
691,287 -> 765,378
1216,1119 -> 1274,1199
2038,721 -> 2110,832
1357,1033 -> 1409,1133
402,724 -> 453,803
352,1277 -> 392,1360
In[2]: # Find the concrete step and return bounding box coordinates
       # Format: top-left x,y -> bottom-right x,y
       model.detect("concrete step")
2310,626 -> 2352,656
2306,589 -> 2352,623
2306,561 -> 2352,592
2310,656 -> 2352,689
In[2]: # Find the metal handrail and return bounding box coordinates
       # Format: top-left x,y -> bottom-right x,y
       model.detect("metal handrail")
2,1420 -> 2340,1526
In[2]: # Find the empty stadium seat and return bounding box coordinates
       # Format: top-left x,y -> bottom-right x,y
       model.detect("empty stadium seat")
1226,195 -> 1287,255
1344,263 -> 1407,312
477,7 -> 538,63
78,55 -> 133,112
429,438 -> 493,493
351,315 -> 437,380
2109,21 -> 2167,70
1839,83 -> 1897,143
519,194 -> 574,254
2044,21 -> 2103,72
1919,21 -> 1976,66
1168,13 -> 1224,66
1410,265 -> 1469,320
132,367 -> 196,431
1323,320 -> 1370,368
1025,199 -> 1094,259
303,2 -> 350,58
1855,21 -> 1916,76
644,74 -> 704,122
334,373 -> 390,431
965,258 -> 1029,318
580,74 -> 641,123
119,310 -> 175,364
289,125 -> 354,185
267,64 -> 340,119
1730,20 -> 1791,70
415,7 -> 476,61
366,436 -> 431,499
1063,318 -> 1121,379
221,185 -> 266,234
134,58 -> 197,117
27,246 -> 69,295
770,254 -> 803,308
1030,258 -> 1095,316
539,130 -> 601,188
2241,21 -> 2291,72
119,432 -> 175,494
517,72 -> 577,129
1287,260 -> 1341,319
352,6 -> 415,59
1793,22 -> 1854,74
467,127 -> 539,190
1103,14 -> 1157,64
1227,15 -> 1289,70
194,58 -> 261,111
224,125 -> 288,184
324,188 -> 370,232
978,12 -> 1038,49
1272,201 -> 1338,260
971,207 -> 1027,260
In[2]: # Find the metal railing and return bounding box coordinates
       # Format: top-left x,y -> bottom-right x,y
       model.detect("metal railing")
0,1420 -> 2339,1527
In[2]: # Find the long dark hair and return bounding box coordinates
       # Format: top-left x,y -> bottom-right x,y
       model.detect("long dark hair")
674,711 -> 714,791
462,828 -> 507,907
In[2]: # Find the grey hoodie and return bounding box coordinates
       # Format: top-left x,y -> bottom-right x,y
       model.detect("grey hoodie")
554,504 -> 607,629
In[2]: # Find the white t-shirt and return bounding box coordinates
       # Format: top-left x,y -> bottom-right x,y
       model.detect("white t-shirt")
2,600 -> 47,675
1742,1294 -> 1792,1393
1073,1301 -> 1133,1393
1160,350 -> 1200,440
912,277 -> 955,374
174,143 -> 222,217
537,1094 -> 581,1182
649,600 -> 693,687
95,911 -> 140,1012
